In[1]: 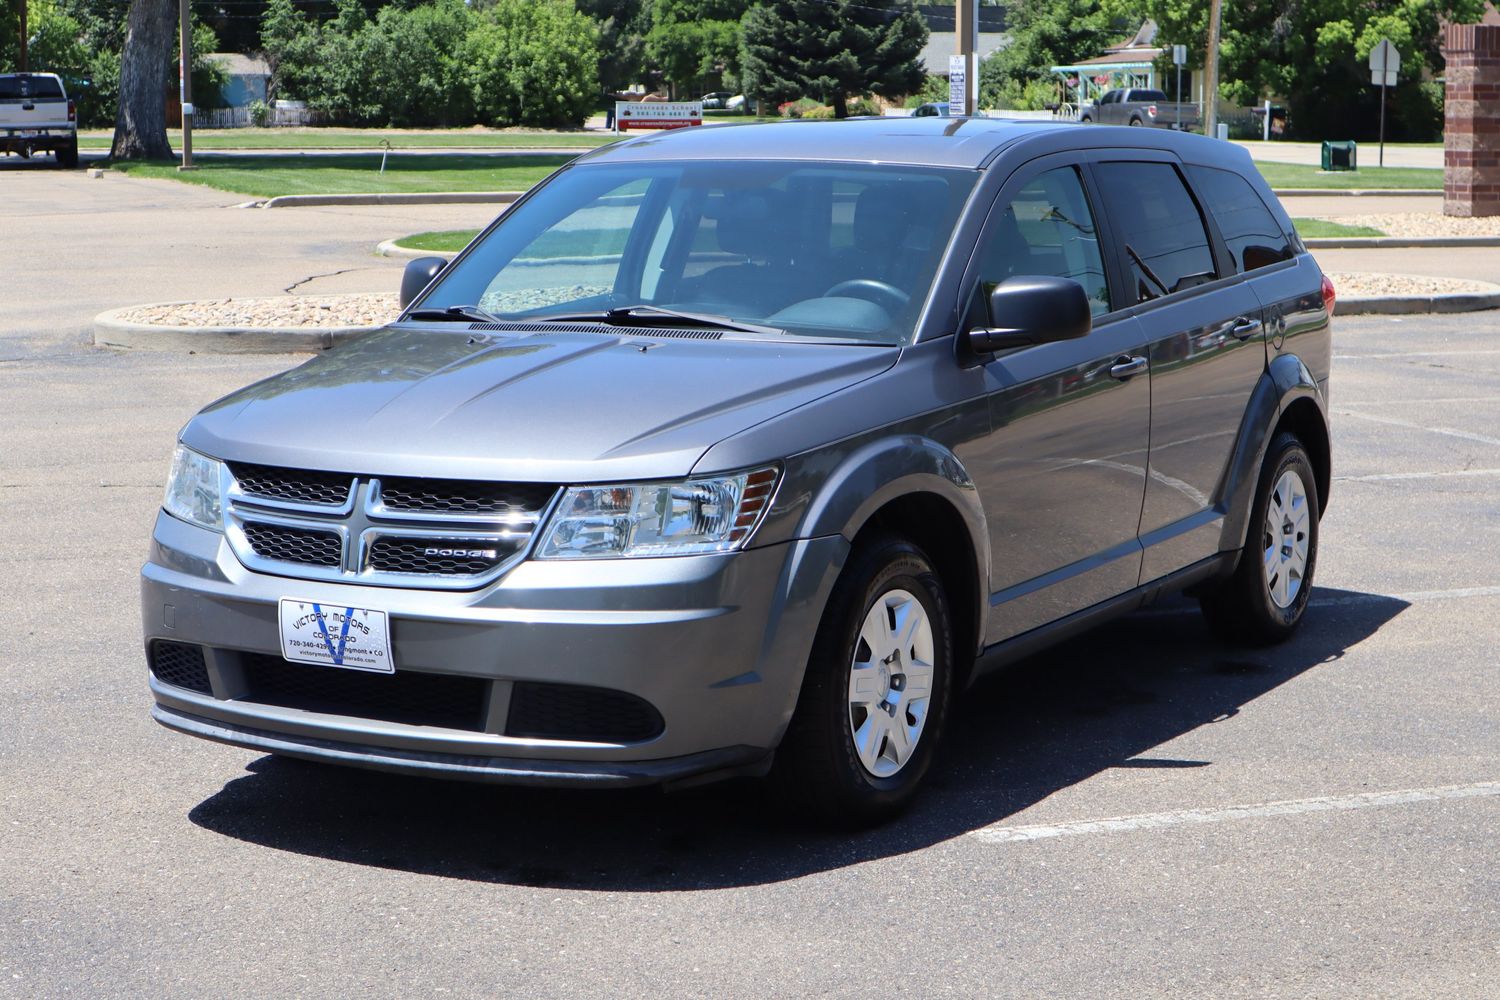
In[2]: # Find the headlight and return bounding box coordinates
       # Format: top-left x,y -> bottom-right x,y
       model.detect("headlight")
536,467 -> 778,559
162,444 -> 224,531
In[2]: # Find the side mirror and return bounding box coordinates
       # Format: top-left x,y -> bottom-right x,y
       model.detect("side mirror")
399,256 -> 447,310
967,275 -> 1092,353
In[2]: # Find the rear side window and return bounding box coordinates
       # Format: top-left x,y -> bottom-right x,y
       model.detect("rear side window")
1132,90 -> 1168,102
1095,161 -> 1217,303
1188,165 -> 1293,272
975,166 -> 1112,318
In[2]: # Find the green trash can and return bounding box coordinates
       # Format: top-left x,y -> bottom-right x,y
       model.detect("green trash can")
1321,140 -> 1357,172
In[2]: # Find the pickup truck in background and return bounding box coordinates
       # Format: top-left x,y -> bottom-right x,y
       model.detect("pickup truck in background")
1,73 -> 79,168
1078,88 -> 1201,131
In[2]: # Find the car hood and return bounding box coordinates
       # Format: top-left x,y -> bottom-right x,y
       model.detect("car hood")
183,326 -> 897,482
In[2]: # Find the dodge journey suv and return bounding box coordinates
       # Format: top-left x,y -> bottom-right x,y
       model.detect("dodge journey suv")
143,118 -> 1332,823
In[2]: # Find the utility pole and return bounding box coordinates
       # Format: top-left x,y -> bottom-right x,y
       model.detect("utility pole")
19,0 -> 27,72
955,0 -> 977,115
1204,0 -> 1222,137
178,0 -> 194,168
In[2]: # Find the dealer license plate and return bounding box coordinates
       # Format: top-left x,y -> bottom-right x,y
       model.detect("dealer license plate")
278,599 -> 394,673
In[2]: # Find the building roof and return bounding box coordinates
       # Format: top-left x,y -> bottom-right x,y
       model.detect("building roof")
206,53 -> 271,78
917,4 -> 1007,33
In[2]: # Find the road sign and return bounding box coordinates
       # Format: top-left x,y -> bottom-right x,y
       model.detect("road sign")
1367,39 -> 1400,166
949,55 -> 968,116
1172,44 -> 1187,66
615,101 -> 703,131
1368,39 -> 1401,76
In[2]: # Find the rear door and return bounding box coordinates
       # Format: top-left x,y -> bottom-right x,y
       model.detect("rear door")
1090,154 -> 1266,583
963,155 -> 1151,642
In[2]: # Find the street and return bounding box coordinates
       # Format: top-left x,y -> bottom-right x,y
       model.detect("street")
4,162 -> 1500,997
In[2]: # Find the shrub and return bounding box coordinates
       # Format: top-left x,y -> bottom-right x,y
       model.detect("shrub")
465,0 -> 599,128
248,99 -> 270,128
779,97 -> 821,118
801,103 -> 836,119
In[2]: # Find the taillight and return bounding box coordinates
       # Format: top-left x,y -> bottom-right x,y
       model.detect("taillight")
1321,274 -> 1336,316
1147,105 -> 1158,117
67,100 -> 76,122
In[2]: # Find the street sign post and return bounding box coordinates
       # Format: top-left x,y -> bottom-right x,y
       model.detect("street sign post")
948,55 -> 967,117
1368,38 -> 1401,167
1172,44 -> 1187,129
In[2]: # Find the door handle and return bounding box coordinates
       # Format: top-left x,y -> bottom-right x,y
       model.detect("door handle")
1109,355 -> 1148,380
1230,317 -> 1263,341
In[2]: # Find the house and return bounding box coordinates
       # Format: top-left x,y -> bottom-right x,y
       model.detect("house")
1049,20 -> 1198,107
206,53 -> 271,109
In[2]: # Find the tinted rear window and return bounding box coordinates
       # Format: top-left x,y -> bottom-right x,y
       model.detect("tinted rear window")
1131,90 -> 1168,102
1188,165 -> 1294,272
1095,161 -> 1218,302
0,76 -> 64,99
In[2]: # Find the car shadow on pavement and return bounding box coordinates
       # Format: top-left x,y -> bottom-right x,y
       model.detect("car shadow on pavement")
187,586 -> 1407,889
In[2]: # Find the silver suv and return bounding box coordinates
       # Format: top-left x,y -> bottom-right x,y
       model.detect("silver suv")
143,118 -> 1332,823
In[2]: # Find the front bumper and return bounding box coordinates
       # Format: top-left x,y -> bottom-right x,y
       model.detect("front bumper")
142,512 -> 848,786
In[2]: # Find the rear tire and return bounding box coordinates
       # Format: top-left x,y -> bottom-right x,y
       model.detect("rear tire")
1200,432 -> 1320,645
57,139 -> 78,169
1128,116 -> 1144,127
773,535 -> 953,827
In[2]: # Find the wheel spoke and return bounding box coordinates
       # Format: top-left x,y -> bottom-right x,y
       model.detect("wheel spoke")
885,716 -> 914,764
849,667 -> 883,707
854,714 -> 885,771
902,659 -> 934,700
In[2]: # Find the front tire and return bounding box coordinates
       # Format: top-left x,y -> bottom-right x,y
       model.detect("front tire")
774,535 -> 953,826
1200,432 -> 1319,645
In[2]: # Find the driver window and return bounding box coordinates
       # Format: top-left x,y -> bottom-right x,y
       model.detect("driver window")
976,166 -> 1112,319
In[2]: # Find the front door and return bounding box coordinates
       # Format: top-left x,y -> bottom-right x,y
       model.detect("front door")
964,161 -> 1152,643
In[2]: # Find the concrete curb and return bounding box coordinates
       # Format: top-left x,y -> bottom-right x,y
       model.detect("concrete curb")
93,303 -> 380,353
1273,188 -> 1438,197
259,191 -> 525,209
1304,235 -> 1500,249
1337,290 -> 1500,316
375,239 -> 461,260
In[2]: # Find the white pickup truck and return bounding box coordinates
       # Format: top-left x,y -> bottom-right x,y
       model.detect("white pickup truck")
1,73 -> 79,168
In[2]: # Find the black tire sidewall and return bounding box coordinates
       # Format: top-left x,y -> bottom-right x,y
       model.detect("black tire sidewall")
1245,435 -> 1320,634
781,537 -> 954,820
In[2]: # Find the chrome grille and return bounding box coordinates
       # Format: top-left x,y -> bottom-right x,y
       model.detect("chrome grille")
243,522 -> 342,567
224,464 -> 558,589
367,536 -> 522,576
228,462 -> 354,507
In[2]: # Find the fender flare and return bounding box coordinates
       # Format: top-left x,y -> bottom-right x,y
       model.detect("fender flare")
1217,352 -> 1329,553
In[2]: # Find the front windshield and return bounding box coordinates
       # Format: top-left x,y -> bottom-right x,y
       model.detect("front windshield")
415,160 -> 977,345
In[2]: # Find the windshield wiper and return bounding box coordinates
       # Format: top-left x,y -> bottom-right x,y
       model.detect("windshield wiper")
535,304 -> 785,336
405,304 -> 503,324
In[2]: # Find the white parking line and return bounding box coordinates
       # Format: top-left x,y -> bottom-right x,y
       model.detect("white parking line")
1333,350 -> 1500,360
1332,408 -> 1500,447
968,780 -> 1500,843
1337,468 -> 1500,482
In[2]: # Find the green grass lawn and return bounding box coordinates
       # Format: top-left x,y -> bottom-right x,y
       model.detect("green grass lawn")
80,128 -> 619,150
110,153 -> 573,198
1254,161 -> 1441,190
1291,217 -> 1387,238
395,229 -> 482,253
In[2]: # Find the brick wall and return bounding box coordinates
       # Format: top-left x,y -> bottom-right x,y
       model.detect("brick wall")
1444,24 -> 1500,218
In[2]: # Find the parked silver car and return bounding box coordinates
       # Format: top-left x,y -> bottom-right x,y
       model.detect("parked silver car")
144,118 -> 1333,823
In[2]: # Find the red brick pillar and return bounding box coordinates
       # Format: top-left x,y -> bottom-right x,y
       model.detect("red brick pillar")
1444,24 -> 1500,217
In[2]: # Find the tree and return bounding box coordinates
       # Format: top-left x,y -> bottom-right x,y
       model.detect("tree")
1105,0 -> 1487,140
466,0 -> 599,127
740,0 -> 927,117
646,0 -> 747,98
575,0 -> 649,94
980,0 -> 1115,110
111,0 -> 175,159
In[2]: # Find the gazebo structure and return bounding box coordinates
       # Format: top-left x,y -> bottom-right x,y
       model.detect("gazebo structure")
1049,21 -> 1172,113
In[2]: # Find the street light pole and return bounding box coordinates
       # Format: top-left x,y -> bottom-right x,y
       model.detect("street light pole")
178,0 -> 194,169
1204,0 -> 1222,136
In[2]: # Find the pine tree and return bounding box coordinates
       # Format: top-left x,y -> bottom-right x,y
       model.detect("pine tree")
739,0 -> 928,117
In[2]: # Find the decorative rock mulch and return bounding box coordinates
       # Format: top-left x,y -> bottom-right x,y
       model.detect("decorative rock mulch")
1326,272 -> 1497,297
116,293 -> 400,329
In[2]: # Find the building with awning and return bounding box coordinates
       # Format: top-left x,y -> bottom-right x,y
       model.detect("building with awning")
1049,21 -> 1195,105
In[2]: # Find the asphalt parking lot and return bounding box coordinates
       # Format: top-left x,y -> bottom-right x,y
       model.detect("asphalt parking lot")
3,169 -> 1499,997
